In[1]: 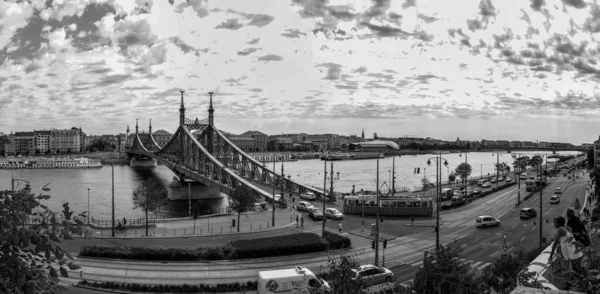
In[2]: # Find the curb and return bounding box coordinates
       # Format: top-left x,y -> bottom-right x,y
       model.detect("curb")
74,221 -> 297,240
347,231 -> 398,241
73,284 -> 258,294
405,223 -> 444,227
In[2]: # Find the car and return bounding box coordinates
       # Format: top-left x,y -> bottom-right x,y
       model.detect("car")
473,188 -> 482,196
296,201 -> 314,212
497,176 -> 504,181
505,177 -> 512,182
301,192 -> 316,201
481,181 -> 491,188
308,207 -> 324,220
555,188 -> 561,194
324,208 -> 343,220
520,208 -> 537,219
352,265 -> 394,287
477,180 -> 486,186
550,195 -> 560,204
520,174 -> 527,180
476,215 -> 500,228
490,178 -> 497,183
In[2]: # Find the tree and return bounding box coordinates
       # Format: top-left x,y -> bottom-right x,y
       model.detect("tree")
191,202 -> 201,235
413,242 -> 480,294
132,178 -> 166,236
309,254 -> 376,294
0,184 -> 84,293
62,202 -> 73,220
455,162 -> 472,189
421,177 -> 431,191
448,172 -> 456,187
229,184 -> 255,232
587,148 -> 594,169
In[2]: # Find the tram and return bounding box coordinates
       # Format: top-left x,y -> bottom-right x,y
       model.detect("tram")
343,195 -> 434,217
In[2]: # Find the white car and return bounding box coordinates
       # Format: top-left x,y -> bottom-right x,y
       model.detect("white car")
324,208 -> 343,220
301,192 -> 317,201
550,195 -> 560,204
481,181 -> 491,188
476,215 -> 500,228
352,265 -> 394,287
505,177 -> 512,182
296,201 -> 314,212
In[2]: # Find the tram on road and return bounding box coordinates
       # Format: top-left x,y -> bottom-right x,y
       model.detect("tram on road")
343,195 -> 434,217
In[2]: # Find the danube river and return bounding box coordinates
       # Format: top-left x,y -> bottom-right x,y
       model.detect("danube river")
0,150 -> 580,219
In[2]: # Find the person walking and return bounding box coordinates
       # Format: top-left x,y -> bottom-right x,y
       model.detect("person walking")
123,217 -> 127,226
300,215 -> 304,228
338,222 -> 342,233
296,214 -> 299,228
549,216 -> 585,277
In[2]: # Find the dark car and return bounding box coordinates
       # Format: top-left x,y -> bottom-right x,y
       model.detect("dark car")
520,208 -> 537,220
308,207 -> 324,220
473,188 -> 482,196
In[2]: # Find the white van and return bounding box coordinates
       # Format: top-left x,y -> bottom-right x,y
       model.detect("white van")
258,266 -> 330,294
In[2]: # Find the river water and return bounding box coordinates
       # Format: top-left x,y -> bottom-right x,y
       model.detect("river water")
0,150 -> 580,219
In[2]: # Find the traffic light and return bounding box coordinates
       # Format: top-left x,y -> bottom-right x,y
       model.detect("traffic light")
383,239 -> 388,249
417,168 -> 420,174
371,240 -> 375,249
414,168 -> 417,174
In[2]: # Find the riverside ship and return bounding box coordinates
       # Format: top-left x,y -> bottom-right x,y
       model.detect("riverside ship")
0,157 -> 102,169
320,152 -> 384,161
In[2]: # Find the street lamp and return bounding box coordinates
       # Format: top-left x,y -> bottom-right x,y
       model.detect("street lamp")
323,161 -> 340,236
427,154 -> 449,252
188,183 -> 191,217
492,153 -> 502,188
87,188 -> 90,224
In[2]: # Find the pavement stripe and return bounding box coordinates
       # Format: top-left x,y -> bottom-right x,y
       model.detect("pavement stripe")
477,262 -> 491,272
410,260 -> 423,267
470,261 -> 483,269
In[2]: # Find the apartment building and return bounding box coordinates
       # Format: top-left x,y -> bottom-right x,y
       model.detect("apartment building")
14,132 -> 35,155
240,131 -> 268,151
34,130 -> 52,154
50,128 -> 82,153
153,129 -> 173,148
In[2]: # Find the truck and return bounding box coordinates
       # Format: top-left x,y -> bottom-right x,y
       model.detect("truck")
258,266 -> 330,294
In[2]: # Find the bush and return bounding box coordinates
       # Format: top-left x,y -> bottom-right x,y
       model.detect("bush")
322,231 -> 351,249
78,280 -> 258,293
228,233 -> 328,259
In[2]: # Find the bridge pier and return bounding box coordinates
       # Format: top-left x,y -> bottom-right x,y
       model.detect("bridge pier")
130,157 -> 157,167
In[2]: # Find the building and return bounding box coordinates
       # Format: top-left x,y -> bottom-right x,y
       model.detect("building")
594,136 -> 600,167
297,133 -> 329,151
4,134 -> 15,156
349,140 -> 400,153
228,135 -> 256,152
153,129 -> 172,148
240,131 -> 268,151
13,131 -> 35,155
50,128 -> 82,153
33,130 -> 52,154
267,137 -> 294,151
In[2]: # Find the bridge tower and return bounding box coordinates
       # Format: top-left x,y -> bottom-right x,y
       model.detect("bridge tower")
207,92 -> 214,154
135,118 -> 139,135
149,118 -> 152,135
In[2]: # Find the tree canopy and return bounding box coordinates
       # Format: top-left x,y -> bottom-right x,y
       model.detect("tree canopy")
1,185 -> 84,293
454,163 -> 472,182
230,184 -> 256,232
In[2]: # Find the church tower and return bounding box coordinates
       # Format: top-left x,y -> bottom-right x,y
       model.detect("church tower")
208,92 -> 214,126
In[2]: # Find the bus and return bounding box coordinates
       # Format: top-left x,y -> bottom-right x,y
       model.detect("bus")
343,195 -> 434,217
526,177 -> 547,192
525,180 -> 536,192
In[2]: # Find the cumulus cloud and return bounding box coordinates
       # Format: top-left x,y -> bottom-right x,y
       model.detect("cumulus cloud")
256,54 -> 283,63
215,18 -> 243,30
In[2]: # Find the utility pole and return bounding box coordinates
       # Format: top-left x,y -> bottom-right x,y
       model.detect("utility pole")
111,163 -> 115,237
392,155 -> 396,195
281,159 -> 285,204
87,188 -> 90,224
272,160 -> 276,226
329,161 -> 334,196
437,154 -> 441,251
539,163 -> 543,250
322,160 -> 327,236
375,158 -> 380,266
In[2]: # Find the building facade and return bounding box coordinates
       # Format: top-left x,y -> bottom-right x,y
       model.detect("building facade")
50,128 -> 82,153
240,131 -> 268,151
34,130 -> 51,154
153,130 -> 173,148
14,132 -> 35,155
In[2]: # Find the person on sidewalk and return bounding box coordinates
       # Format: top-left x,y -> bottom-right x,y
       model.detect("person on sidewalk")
123,217 -> 127,226
300,215 -> 304,228
338,222 -> 342,233
549,216 -> 586,277
296,214 -> 299,228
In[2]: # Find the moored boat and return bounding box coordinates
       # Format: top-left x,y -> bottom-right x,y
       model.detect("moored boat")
0,157 -> 102,169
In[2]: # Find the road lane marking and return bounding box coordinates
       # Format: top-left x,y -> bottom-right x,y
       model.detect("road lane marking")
520,236 -> 526,242
511,225 -> 516,229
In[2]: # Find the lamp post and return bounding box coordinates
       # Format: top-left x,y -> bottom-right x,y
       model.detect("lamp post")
375,158 -> 381,266
492,153 -> 501,188
272,159 -> 276,227
536,155 -> 544,250
188,183 -> 191,217
281,157 -> 285,204
322,160 -> 327,236
427,154 -> 449,252
87,188 -> 90,224
480,164 -> 483,179
323,161 -> 340,236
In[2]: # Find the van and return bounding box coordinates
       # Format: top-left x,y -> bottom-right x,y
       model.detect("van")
520,208 -> 537,220
258,266 -> 330,294
440,188 -> 453,200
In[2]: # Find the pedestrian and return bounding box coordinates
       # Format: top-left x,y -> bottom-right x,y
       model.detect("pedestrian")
296,214 -> 299,228
292,196 -> 295,203
338,222 -> 342,233
300,215 -> 304,227
411,217 -> 414,225
123,217 -> 127,226
566,208 -> 590,247
549,216 -> 586,277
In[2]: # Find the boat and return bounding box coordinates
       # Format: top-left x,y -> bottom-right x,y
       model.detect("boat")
0,157 -> 102,169
351,152 -> 385,160
320,152 -> 351,160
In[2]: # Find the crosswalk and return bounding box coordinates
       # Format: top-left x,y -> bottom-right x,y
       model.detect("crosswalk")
404,258 -> 491,272
294,225 -> 337,234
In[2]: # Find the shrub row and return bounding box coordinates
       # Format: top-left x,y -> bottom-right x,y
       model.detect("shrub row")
441,182 -> 516,210
322,231 -> 351,250
79,232 -> 350,261
228,232 -> 328,259
78,280 -> 257,293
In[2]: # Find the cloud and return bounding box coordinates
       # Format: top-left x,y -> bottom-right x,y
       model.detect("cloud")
246,14 -> 274,27
318,63 -> 342,80
360,22 -> 409,37
237,48 -> 259,56
479,0 -> 497,16
247,38 -> 260,44
563,0 -> 586,9
281,29 -> 307,38
257,54 -> 283,63
215,18 -> 243,30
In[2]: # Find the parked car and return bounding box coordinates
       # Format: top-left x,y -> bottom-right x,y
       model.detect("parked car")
555,188 -> 561,194
550,195 -> 560,204
296,201 -> 314,212
308,207 -> 323,220
301,192 -> 316,201
473,188 -> 482,196
352,265 -> 394,287
477,180 -> 486,186
490,178 -> 497,183
476,215 -> 500,228
497,176 -> 504,181
324,208 -> 343,220
505,177 -> 512,182
520,208 -> 537,219
481,181 -> 492,188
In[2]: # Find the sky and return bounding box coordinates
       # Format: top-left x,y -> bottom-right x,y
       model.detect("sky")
0,0 -> 599,144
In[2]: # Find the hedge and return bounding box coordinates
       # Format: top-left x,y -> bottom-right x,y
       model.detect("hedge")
78,280 -> 257,293
322,231 -> 351,250
441,182 -> 516,210
79,232 -> 350,261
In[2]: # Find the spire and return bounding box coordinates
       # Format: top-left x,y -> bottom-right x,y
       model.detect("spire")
179,90 -> 185,126
126,125 -> 130,133
208,91 -> 214,126
149,119 -> 152,134
135,119 -> 139,135
361,128 -> 364,139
